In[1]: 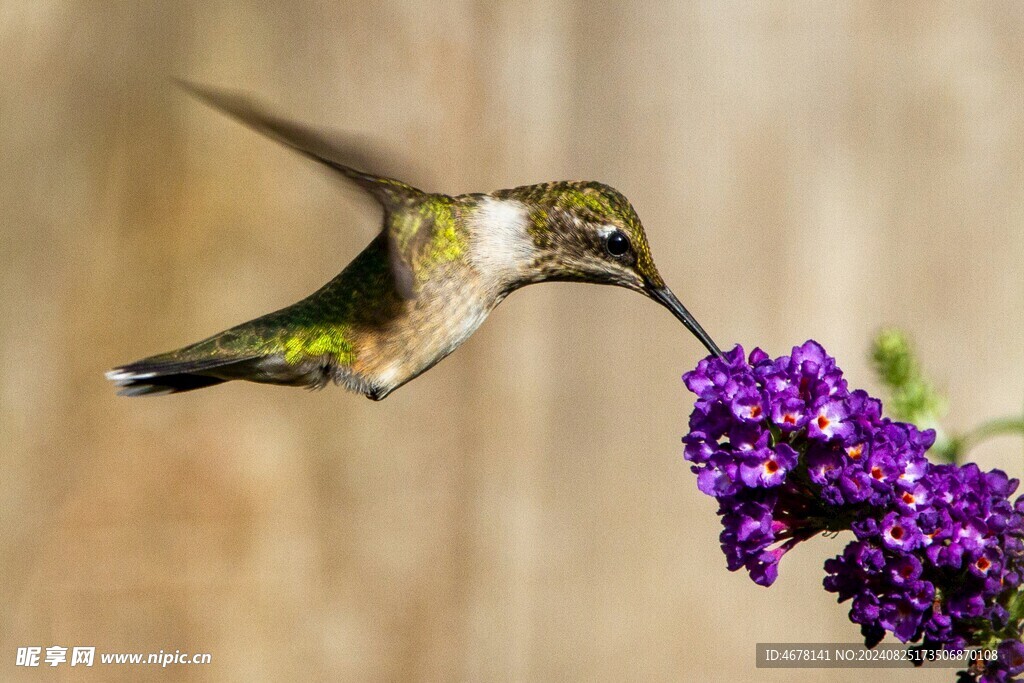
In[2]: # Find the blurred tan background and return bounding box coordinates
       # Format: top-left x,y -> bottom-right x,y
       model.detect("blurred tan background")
2,1 -> 1023,681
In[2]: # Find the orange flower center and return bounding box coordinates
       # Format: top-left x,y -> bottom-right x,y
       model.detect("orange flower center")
817,415 -> 830,430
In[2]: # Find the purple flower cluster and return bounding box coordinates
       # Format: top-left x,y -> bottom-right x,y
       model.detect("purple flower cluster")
682,342 -> 932,585
682,342 -> 1024,681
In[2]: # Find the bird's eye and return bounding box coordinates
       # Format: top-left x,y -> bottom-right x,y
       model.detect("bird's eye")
605,230 -> 631,257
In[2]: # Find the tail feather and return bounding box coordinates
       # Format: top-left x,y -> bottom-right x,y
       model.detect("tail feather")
106,355 -> 258,397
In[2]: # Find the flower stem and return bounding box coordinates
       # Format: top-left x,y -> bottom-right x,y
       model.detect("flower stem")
946,415 -> 1024,460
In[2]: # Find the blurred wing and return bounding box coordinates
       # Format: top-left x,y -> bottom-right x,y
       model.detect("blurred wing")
178,80 -> 425,298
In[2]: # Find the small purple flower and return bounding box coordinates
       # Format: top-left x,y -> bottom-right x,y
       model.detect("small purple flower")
807,397 -> 855,442
696,453 -> 740,497
879,512 -> 925,551
730,386 -> 767,423
850,592 -> 881,626
886,554 -> 922,586
747,541 -> 799,587
866,449 -> 901,489
770,392 -> 808,432
997,640 -> 1024,677
878,598 -> 925,642
739,443 -> 798,488
682,432 -> 714,464
966,549 -> 999,579
898,457 -> 929,487
838,466 -> 873,504
894,483 -> 930,514
806,445 -> 844,486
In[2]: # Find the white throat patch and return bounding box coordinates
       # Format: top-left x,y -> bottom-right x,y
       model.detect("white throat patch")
467,198 -> 534,283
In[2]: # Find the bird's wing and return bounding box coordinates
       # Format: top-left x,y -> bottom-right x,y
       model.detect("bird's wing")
178,80 -> 428,298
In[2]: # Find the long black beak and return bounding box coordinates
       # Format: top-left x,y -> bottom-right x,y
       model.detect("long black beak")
649,286 -> 724,359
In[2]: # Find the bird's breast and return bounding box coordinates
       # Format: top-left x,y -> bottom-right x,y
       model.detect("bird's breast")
353,280 -> 494,397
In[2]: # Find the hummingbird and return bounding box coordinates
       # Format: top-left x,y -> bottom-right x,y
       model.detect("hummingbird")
107,84 -> 722,400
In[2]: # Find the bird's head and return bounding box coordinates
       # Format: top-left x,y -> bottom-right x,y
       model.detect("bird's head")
469,181 -> 722,358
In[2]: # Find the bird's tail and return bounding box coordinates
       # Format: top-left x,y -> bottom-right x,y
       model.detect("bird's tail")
105,331 -> 266,397
106,354 -> 261,397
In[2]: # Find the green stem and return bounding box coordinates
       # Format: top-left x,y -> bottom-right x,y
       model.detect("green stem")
952,416 -> 1024,458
